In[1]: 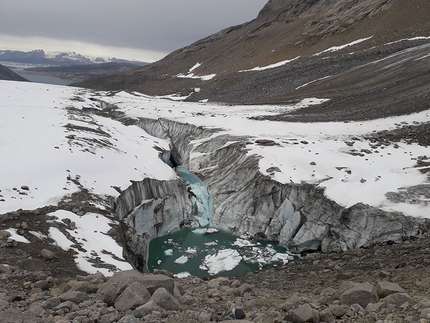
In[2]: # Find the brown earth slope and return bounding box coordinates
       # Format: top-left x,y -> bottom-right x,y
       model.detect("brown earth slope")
75,0 -> 430,122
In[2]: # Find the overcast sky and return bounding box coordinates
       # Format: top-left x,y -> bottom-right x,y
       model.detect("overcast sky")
0,0 -> 267,62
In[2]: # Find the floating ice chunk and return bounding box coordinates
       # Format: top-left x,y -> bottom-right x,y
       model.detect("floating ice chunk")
233,238 -> 256,247
203,249 -> 242,275
204,241 -> 218,246
175,272 -> 191,278
185,247 -> 197,254
164,249 -> 173,256
192,228 -> 207,234
174,255 -> 189,264
272,253 -> 292,264
205,228 -> 219,234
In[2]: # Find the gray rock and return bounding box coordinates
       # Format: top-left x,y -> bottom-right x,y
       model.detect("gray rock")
376,281 -> 406,298
319,308 -> 335,323
17,258 -> 47,271
59,290 -> 89,304
328,304 -> 349,318
33,280 -> 49,290
339,282 -> 378,307
97,270 -> 174,306
151,287 -> 181,311
63,280 -> 94,293
0,264 -> 12,274
114,282 -> 151,311
0,230 -> 11,240
366,301 -> 386,313
292,303 -> 319,323
40,249 -> 57,260
239,283 -> 254,294
117,315 -> 141,323
381,293 -> 413,307
41,297 -> 61,309
135,300 -> 162,314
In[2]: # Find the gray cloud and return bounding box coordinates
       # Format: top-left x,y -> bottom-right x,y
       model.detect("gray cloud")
0,0 -> 267,56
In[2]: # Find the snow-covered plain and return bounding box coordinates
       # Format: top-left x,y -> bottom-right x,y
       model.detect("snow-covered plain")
1,79 -> 429,274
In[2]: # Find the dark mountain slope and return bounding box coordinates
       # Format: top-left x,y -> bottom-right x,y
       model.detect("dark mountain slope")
76,0 -> 430,119
24,62 -> 143,82
0,64 -> 29,82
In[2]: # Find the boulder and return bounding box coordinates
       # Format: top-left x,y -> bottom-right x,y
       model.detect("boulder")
0,231 -> 11,240
339,282 -> 378,307
292,303 -> 319,323
135,300 -> 162,314
97,270 -> 174,306
16,258 -> 47,271
376,281 -> 406,298
59,291 -> 89,304
40,249 -> 57,260
328,304 -> 349,318
151,287 -> 181,311
381,293 -> 413,307
117,315 -> 141,323
0,264 -> 12,274
114,282 -> 151,311
319,308 -> 335,323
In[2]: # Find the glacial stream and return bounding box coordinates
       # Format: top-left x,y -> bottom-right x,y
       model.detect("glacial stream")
148,167 -> 295,278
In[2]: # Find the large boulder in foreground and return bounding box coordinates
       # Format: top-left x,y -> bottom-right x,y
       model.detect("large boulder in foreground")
339,282 -> 379,307
97,270 -> 174,306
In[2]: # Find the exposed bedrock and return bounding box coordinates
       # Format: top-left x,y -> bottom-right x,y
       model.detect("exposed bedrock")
118,118 -> 430,272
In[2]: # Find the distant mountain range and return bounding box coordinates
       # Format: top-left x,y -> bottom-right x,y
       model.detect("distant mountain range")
0,49 -> 147,66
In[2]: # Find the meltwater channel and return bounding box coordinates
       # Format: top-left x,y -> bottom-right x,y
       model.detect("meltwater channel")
148,167 -> 294,278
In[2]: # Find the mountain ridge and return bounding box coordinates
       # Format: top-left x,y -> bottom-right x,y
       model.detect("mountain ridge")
75,0 -> 430,116
0,64 -> 29,82
0,49 -> 147,66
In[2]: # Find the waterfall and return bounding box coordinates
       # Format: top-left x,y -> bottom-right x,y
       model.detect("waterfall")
175,166 -> 212,227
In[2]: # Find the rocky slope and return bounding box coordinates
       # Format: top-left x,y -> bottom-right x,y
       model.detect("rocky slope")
76,0 -> 430,111
1,228 -> 430,322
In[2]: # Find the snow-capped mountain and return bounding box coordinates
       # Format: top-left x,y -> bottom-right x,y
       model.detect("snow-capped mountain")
0,49 -> 146,66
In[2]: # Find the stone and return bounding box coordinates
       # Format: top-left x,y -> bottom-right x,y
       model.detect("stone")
153,268 -> 174,278
33,280 -> 49,290
64,280 -> 94,293
41,297 -> 61,309
114,282 -> 151,311
381,293 -> 413,307
40,249 -> 57,260
21,221 -> 29,229
0,231 -> 11,240
150,287 -> 181,311
59,291 -> 89,304
339,282 -> 378,307
239,283 -> 254,294
135,300 -> 162,314
117,315 -> 141,323
0,264 -> 12,274
366,301 -> 386,313
328,304 -> 349,318
319,308 -> 335,323
376,281 -> 406,298
16,258 -> 47,271
97,270 -> 174,306
292,303 -> 319,323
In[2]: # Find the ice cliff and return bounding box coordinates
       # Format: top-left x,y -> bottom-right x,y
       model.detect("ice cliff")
116,117 -> 430,272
